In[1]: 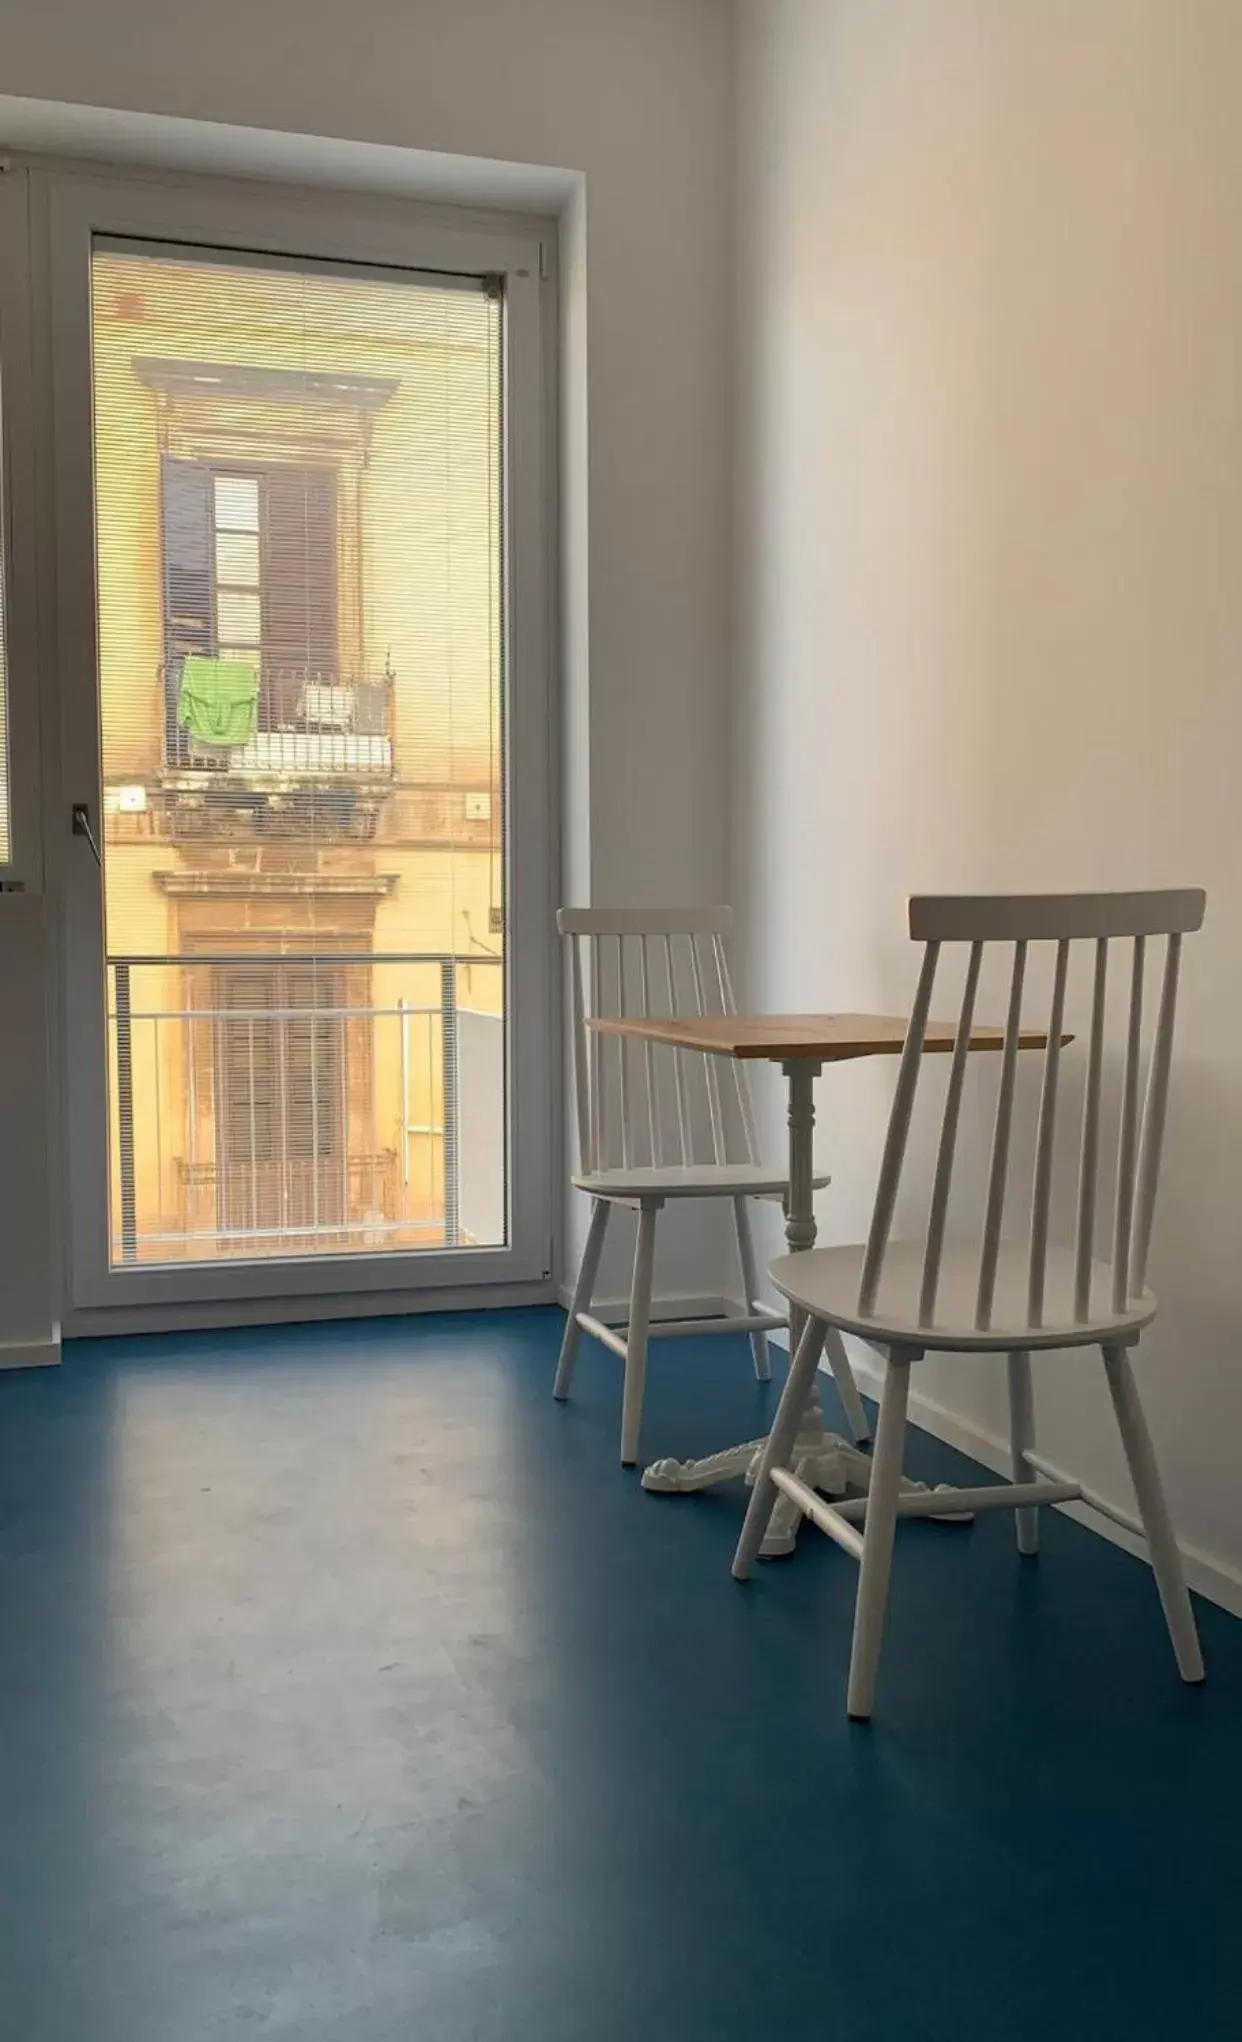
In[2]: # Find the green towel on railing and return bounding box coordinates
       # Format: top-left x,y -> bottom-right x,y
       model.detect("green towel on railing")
178,656 -> 259,746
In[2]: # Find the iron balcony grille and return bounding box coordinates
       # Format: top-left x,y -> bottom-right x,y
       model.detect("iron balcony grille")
106,951 -> 503,1266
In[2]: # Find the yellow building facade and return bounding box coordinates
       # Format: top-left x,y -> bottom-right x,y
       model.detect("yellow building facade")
92,246 -> 505,1263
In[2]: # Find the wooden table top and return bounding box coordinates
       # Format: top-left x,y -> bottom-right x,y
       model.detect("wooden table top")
587,1012 -> 1059,1063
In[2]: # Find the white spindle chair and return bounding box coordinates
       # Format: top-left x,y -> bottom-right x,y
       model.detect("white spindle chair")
555,906 -> 854,1465
733,890 -> 1207,1721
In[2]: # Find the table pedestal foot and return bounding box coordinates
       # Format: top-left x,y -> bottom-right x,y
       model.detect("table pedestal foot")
642,1392 -> 973,1549
629,1038 -> 979,1558
642,1440 -> 770,1494
642,1386 -> 842,1497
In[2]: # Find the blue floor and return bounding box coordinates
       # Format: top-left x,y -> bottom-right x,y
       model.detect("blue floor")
0,1306 -> 1238,2041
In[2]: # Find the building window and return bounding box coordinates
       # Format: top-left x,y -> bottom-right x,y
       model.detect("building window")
162,457 -> 341,759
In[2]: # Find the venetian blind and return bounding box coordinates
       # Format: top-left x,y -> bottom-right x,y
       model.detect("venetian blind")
89,238 -> 506,1264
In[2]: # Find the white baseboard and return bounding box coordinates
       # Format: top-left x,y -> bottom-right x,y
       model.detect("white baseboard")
841,1343 -> 1242,1621
67,1283 -> 557,1341
0,1326 -> 61,1371
556,1287 -> 736,1327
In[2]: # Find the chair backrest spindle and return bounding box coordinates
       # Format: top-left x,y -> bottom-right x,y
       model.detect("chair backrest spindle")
1131,933 -> 1182,1294
589,937 -> 605,1173
1027,938 -> 1070,1327
714,932 -> 759,1164
615,932 -> 633,1170
975,941 -> 1028,1329
638,934 -> 658,1165
665,933 -> 691,1163
1111,935 -> 1146,1310
1074,937 -> 1109,1320
919,939 -> 982,1325
859,940 -> 941,1315
570,931 -> 591,1173
689,933 -> 726,1164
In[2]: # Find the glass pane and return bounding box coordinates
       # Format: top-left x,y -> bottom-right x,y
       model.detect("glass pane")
216,589 -> 262,642
213,474 -> 260,531
90,242 -> 504,1268
0,370 -> 10,865
215,530 -> 260,583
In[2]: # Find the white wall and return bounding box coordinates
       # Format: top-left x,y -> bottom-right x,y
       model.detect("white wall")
735,0 -> 1242,1602
0,0 -> 737,1322
0,898 -> 58,1367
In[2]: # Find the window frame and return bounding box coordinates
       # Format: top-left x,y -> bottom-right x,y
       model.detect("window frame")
161,454 -> 345,752
0,167 -> 45,890
36,162 -> 557,1323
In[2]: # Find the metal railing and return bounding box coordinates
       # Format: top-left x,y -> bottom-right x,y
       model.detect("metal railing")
106,950 -> 502,1266
161,663 -> 395,778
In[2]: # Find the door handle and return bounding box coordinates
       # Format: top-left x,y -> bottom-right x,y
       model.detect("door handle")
71,802 -> 102,868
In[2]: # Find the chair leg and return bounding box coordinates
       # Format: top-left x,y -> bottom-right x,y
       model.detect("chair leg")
732,1314 -> 827,1579
823,1324 -> 872,1445
846,1350 -> 912,1722
553,1198 -> 612,1400
1102,1344 -> 1204,1684
619,1201 -> 659,1467
731,1197 -> 771,1381
1007,1349 -> 1039,1555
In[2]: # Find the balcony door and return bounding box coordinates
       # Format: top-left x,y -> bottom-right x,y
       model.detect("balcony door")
43,169 -> 554,1322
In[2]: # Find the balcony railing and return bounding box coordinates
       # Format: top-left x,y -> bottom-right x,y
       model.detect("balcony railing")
106,951 -> 503,1266
161,663 -> 395,780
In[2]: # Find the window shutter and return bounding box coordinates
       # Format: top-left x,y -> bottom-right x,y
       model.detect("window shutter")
160,456 -> 215,655
285,967 -> 343,1163
262,466 -> 338,676
218,968 -> 276,1170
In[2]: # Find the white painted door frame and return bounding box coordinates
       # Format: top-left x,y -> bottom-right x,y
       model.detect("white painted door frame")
11,158 -> 559,1327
